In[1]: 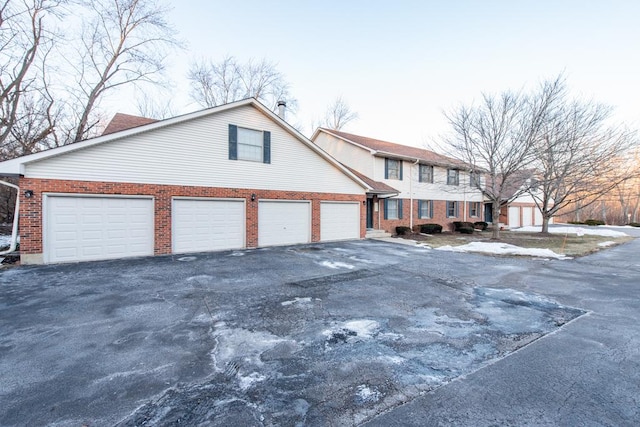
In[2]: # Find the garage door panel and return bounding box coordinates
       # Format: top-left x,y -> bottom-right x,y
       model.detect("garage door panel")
46,196 -> 154,263
321,202 -> 360,241
508,206 -> 520,228
172,199 -> 245,254
259,201 -> 310,246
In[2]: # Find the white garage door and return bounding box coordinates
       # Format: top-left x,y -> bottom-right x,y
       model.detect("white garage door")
534,207 -> 543,226
172,198 -> 244,254
45,196 -> 154,263
522,206 -> 533,227
320,202 -> 360,241
508,206 -> 520,228
259,201 -> 310,246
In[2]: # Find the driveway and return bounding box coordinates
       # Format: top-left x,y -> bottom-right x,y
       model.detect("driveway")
1,229 -> 638,426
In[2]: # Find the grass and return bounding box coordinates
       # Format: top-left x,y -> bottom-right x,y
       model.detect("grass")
399,230 -> 634,257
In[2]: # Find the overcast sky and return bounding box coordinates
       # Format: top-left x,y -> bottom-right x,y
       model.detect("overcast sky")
122,1 -> 640,147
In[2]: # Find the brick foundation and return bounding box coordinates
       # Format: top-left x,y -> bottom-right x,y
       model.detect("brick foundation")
18,178 -> 366,259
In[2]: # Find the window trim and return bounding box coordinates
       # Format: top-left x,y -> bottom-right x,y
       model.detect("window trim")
385,158 -> 403,180
418,200 -> 433,219
469,201 -> 481,218
228,124 -> 271,164
447,169 -> 460,186
418,164 -> 434,183
384,198 -> 403,220
446,201 -> 459,218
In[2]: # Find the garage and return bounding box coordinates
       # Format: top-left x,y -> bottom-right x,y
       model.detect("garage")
320,202 -> 360,241
172,198 -> 245,254
258,201 -> 310,246
508,206 -> 520,228
44,195 -> 154,263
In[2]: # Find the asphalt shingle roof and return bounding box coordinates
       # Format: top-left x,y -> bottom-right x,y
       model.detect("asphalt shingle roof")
102,113 -> 158,136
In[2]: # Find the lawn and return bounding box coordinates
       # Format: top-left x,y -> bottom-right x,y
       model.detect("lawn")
399,229 -> 634,257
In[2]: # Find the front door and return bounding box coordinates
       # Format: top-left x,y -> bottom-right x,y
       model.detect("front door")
366,198 -> 374,229
484,203 -> 493,223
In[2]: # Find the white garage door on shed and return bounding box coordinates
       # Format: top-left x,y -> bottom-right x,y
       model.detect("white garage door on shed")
45,195 -> 154,263
172,198 -> 245,254
258,201 -> 310,246
320,202 -> 360,241
508,206 -> 520,228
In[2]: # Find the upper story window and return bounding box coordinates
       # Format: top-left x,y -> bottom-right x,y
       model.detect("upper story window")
419,164 -> 434,183
447,169 -> 459,186
385,158 -> 403,180
228,124 -> 271,163
469,171 -> 480,188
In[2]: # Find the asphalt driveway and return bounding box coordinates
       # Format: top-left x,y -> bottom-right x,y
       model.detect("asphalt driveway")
1,230 -> 638,426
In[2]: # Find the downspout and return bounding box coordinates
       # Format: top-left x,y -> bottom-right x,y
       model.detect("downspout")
0,180 -> 19,255
409,159 -> 419,229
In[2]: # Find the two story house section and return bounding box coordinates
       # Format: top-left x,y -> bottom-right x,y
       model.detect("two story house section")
311,129 -> 485,234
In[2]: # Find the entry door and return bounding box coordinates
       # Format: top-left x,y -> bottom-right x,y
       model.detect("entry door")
366,199 -> 374,229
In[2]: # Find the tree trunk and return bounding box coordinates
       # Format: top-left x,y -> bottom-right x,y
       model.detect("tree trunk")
541,215 -> 550,233
491,202 -> 501,239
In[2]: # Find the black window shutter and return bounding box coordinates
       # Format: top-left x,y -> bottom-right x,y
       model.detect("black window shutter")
384,158 -> 389,179
263,131 -> 271,164
418,200 -> 423,217
228,124 -> 237,160
384,199 -> 388,219
430,200 -> 434,217
399,161 -> 403,180
398,199 -> 403,219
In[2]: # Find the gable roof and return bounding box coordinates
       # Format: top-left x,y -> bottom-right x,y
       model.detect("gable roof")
0,98 -> 371,191
313,128 -> 468,169
102,113 -> 158,135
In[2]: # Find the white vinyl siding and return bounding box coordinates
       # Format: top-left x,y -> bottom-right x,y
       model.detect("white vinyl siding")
320,202 -> 360,241
24,105 -> 363,195
172,198 -> 245,253
258,201 -> 311,246
44,195 -> 154,263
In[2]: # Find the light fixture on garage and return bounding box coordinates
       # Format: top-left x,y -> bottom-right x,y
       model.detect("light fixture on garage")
24,190 -> 34,198
251,194 -> 256,201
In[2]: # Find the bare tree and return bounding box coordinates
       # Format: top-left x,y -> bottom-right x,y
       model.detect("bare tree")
321,96 -> 358,130
530,89 -> 638,232
69,0 -> 179,142
444,79 -> 560,238
188,56 -> 297,113
0,0 -> 61,156
134,88 -> 176,119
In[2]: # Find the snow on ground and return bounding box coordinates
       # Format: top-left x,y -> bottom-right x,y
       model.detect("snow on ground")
0,235 -> 17,248
598,241 -> 616,247
435,242 -> 570,259
514,226 -> 628,237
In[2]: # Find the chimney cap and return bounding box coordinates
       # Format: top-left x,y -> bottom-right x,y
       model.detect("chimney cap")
277,100 -> 286,107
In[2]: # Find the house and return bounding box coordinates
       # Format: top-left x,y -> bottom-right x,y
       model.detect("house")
0,98 -> 370,264
311,129 -> 485,234
492,171 -> 552,228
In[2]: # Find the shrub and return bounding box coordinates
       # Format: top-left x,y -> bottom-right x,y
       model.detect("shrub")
459,226 -> 475,234
420,223 -> 443,234
584,219 -> 605,226
453,221 -> 475,232
474,221 -> 488,230
629,222 -> 640,227
395,226 -> 412,235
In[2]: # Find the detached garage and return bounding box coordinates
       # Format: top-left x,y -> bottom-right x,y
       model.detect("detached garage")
44,195 -> 154,263
0,98 -> 370,264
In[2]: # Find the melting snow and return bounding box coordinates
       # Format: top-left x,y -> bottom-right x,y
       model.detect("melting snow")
281,297 -> 314,306
436,242 -> 570,259
320,261 -> 355,269
515,226 -> 628,237
598,241 -> 616,247
238,372 -> 267,390
356,385 -> 382,403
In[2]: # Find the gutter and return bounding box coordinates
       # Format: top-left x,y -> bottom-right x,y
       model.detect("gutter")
0,180 -> 19,255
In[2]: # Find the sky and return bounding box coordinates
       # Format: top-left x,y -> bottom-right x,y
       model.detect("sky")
117,1 -> 640,147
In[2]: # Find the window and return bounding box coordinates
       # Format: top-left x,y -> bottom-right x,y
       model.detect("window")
419,165 -> 434,183
384,199 -> 403,220
385,158 -> 403,180
446,201 -> 459,218
447,169 -> 459,186
469,202 -> 481,217
418,200 -> 433,219
228,124 -> 271,163
470,171 -> 480,188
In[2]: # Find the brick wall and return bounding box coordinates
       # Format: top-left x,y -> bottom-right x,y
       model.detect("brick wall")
374,198 -> 485,233
18,178 -> 365,257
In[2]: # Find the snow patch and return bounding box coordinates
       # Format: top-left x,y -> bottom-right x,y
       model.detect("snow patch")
238,372 -> 267,390
356,385 -> 382,403
515,226 -> 628,237
281,297 -> 314,306
435,242 -> 570,259
320,261 -> 355,269
598,241 -> 616,247
177,256 -> 197,262
211,327 -> 292,370
0,234 -> 18,248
